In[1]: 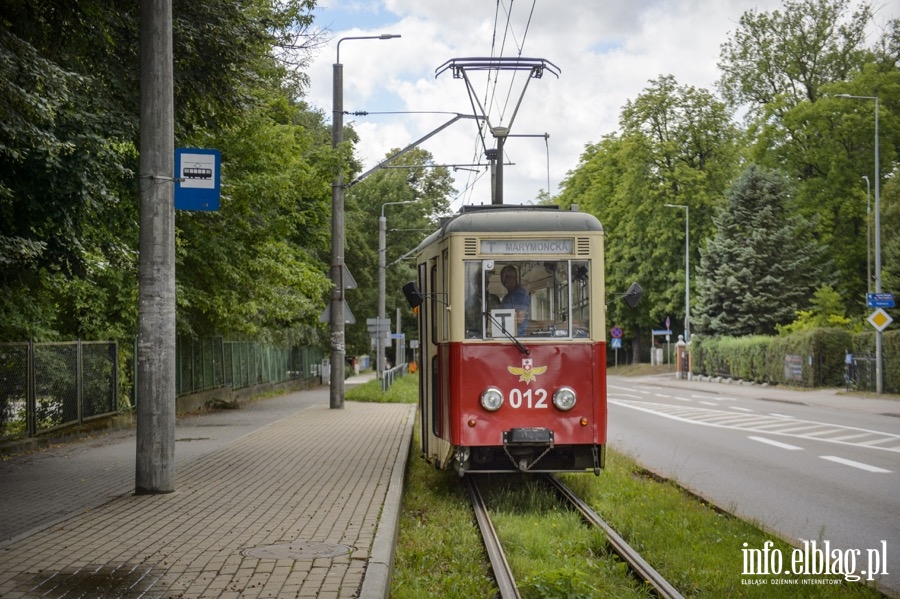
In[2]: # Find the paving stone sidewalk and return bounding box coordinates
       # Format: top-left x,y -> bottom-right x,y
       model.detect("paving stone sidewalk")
0,393 -> 414,599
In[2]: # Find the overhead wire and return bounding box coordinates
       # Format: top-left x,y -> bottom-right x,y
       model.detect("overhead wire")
460,0 -> 539,209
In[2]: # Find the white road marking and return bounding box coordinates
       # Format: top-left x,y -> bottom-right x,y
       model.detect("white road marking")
609,398 -> 900,453
819,456 -> 892,473
749,436 -> 803,451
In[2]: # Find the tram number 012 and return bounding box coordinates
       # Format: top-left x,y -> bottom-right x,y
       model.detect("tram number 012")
509,388 -> 548,409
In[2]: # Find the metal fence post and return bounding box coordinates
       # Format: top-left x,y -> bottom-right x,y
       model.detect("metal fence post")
27,340 -> 36,437
76,339 -> 83,424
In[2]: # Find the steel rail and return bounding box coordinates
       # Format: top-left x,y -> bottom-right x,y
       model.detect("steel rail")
545,475 -> 684,599
465,477 -> 522,599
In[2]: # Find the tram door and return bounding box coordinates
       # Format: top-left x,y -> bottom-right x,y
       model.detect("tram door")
416,254 -> 452,467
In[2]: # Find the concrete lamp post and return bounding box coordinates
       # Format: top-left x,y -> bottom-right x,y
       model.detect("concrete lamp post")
835,93 -> 882,394
664,203 -> 690,343
330,33 -> 400,409
378,200 -> 417,381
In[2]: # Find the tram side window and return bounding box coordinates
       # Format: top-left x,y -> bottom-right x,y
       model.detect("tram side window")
570,260 -> 590,337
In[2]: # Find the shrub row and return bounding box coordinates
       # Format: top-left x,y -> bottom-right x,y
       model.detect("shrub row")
689,329 -> 898,393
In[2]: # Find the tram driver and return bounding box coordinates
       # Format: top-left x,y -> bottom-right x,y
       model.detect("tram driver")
499,264 -> 530,336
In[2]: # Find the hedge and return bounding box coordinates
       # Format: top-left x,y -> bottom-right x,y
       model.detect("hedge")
689,329 -> 898,393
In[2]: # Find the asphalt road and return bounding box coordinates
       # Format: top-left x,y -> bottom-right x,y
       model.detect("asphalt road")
607,373 -> 900,596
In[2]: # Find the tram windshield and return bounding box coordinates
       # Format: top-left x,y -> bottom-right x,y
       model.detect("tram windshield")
464,260 -> 590,339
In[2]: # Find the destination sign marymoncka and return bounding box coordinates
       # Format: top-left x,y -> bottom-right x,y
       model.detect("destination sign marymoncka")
481,238 -> 574,255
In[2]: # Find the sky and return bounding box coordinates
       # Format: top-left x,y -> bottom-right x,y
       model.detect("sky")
304,0 -> 897,212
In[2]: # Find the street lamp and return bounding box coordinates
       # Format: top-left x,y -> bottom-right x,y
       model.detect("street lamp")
664,203 -> 690,343
378,200 -> 417,381
835,93 -> 882,394
330,33 -> 400,410
863,175 -> 871,294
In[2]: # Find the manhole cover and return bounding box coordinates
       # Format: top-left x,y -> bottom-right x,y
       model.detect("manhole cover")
241,541 -> 351,560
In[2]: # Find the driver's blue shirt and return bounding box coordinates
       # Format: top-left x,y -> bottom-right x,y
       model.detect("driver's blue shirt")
500,286 -> 530,335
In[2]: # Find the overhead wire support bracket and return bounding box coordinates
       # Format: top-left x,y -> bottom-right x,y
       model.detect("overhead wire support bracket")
435,57 -> 560,148
434,57 -> 560,79
435,57 -> 559,205
346,113 -> 484,188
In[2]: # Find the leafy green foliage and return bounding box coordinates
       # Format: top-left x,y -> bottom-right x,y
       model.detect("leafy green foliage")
718,0 -> 899,318
717,0 -> 872,113
556,76 -> 741,357
342,148 -> 454,357
694,166 -> 827,337
175,96 -> 332,342
0,0 -> 330,345
777,285 -> 853,334
690,327 -> 858,387
557,0 -> 898,351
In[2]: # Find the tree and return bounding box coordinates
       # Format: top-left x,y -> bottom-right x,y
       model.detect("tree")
342,148 -> 454,357
718,0 -> 899,318
556,76 -> 741,358
175,97 -> 334,342
882,167 -> 900,300
0,0 -> 326,341
717,0 -> 872,116
694,166 -> 827,336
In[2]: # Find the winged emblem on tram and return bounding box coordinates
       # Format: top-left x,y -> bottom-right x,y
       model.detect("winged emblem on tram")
507,358 -> 547,384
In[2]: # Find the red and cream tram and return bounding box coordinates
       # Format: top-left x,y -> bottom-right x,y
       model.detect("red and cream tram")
404,204 -> 612,475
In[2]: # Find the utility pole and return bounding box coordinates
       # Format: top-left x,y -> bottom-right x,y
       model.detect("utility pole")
836,93 -> 883,393
664,203 -> 690,343
378,200 -> 416,380
330,34 -> 399,409
136,0 -> 176,493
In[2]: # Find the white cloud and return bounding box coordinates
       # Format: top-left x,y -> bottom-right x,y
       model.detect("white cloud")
307,0 -> 893,211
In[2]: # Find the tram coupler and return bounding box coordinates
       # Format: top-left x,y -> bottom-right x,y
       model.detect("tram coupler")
503,428 -> 554,472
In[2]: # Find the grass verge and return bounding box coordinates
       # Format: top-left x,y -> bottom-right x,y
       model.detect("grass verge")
378,374 -> 889,597
345,372 -> 418,403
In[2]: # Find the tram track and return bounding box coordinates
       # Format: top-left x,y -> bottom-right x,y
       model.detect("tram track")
466,476 -> 522,599
544,475 -> 684,599
465,475 -> 683,599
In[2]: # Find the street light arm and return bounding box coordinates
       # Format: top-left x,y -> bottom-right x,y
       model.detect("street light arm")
337,34 -> 400,63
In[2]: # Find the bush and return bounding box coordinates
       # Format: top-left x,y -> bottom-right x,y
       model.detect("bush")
690,328 -> 863,387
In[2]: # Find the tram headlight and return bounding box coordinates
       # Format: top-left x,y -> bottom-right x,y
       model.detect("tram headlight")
480,387 -> 504,411
552,387 -> 577,411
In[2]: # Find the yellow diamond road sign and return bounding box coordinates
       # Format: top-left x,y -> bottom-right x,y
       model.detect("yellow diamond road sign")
867,308 -> 893,332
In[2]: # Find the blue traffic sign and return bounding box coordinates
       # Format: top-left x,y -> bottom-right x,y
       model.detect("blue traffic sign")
610,326 -> 623,339
610,338 -> 622,349
867,293 -> 895,308
175,148 -> 221,211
